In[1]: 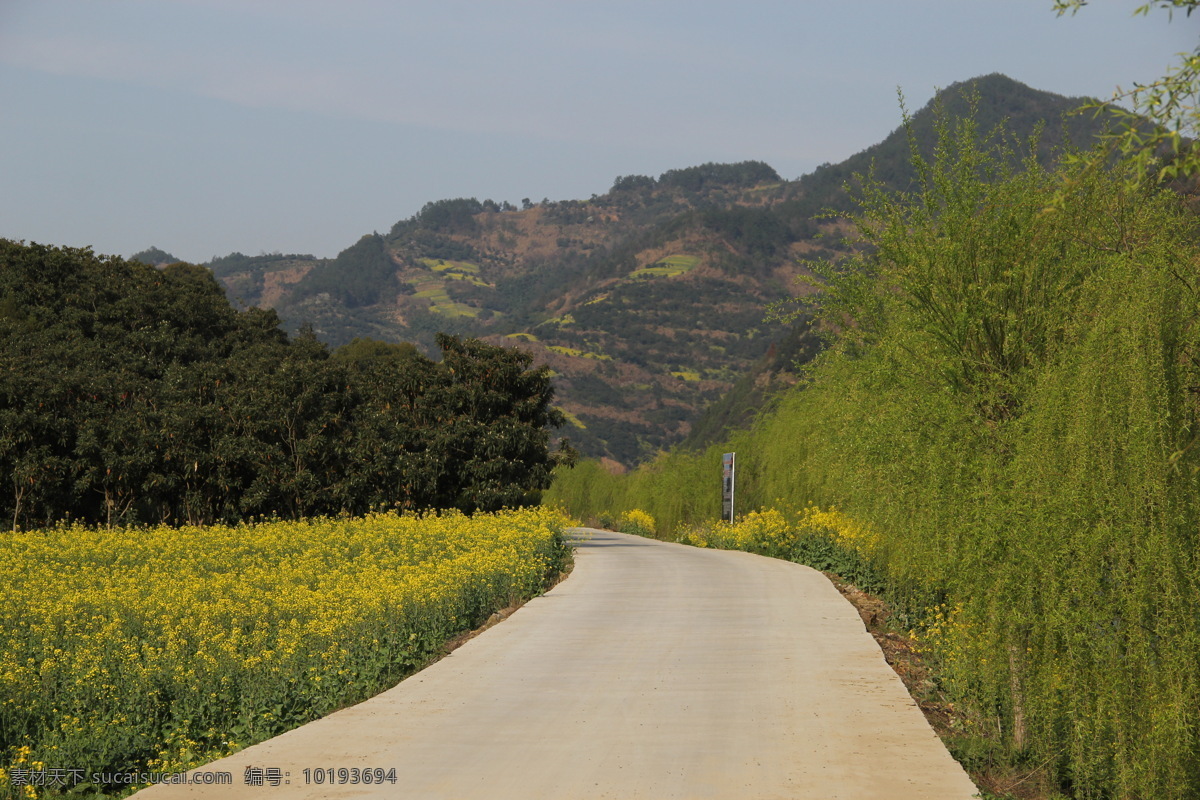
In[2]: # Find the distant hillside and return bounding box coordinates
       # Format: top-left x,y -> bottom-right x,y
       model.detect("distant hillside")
797,73 -> 1104,212
129,246 -> 180,266
201,74 -> 1111,466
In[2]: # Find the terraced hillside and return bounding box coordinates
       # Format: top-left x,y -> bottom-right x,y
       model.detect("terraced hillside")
201,75 -> 1106,466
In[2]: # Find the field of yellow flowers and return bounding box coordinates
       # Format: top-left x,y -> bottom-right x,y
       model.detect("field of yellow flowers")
0,507 -> 573,797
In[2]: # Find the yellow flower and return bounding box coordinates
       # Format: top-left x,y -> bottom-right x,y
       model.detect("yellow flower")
618,509 -> 656,536
2,507 -> 572,789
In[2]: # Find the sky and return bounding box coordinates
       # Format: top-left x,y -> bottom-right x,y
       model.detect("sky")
0,1 -> 1195,264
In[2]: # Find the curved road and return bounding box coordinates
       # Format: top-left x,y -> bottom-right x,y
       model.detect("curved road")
137,529 -> 978,799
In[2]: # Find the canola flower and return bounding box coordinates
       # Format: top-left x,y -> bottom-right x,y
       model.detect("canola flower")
676,505 -> 879,558
676,508 -> 789,552
675,504 -> 887,600
616,509 -> 656,538
796,505 -> 880,555
910,602 -> 967,664
0,507 -> 573,797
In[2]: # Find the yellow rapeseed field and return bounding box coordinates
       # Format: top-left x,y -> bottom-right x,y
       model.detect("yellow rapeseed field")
0,507 -> 573,798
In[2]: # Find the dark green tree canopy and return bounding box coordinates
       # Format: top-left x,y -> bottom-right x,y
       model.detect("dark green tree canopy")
658,161 -> 781,191
0,241 -> 565,528
332,337 -> 421,362
128,246 -> 179,266
414,198 -> 485,232
295,233 -> 396,308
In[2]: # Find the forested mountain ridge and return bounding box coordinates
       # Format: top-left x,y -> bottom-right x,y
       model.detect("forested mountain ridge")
197,74 -> 1105,466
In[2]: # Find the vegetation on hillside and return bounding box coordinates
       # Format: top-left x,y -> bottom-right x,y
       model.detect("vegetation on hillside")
548,103 -> 1200,797
797,73 -> 1105,214
128,246 -> 179,266
199,75 -> 1110,467
294,233 -> 397,308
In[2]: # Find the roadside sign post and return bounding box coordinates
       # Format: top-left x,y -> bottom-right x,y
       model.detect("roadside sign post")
722,452 -> 735,523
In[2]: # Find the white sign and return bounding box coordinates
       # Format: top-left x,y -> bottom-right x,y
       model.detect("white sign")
722,452 -> 735,523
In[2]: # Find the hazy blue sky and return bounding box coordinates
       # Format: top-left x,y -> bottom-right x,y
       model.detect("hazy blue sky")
0,1 -> 1194,263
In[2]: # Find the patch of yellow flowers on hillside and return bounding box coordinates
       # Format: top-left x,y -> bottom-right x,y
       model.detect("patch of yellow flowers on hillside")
0,507 -> 573,798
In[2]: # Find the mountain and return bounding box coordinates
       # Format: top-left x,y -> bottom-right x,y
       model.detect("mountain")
202,74 -> 1107,467
797,72 -> 1110,213
129,246 -> 181,266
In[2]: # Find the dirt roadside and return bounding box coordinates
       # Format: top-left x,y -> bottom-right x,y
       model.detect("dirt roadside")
830,578 -> 1058,799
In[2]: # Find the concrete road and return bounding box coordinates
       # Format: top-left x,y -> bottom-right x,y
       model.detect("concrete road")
136,529 -> 979,799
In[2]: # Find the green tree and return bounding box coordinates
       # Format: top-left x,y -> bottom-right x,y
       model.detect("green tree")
414,198 -> 485,233
295,233 -> 396,308
1,241 -> 570,527
128,246 -> 179,265
1055,0 -> 1200,180
331,337 -> 420,363
423,334 -> 565,512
